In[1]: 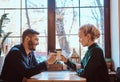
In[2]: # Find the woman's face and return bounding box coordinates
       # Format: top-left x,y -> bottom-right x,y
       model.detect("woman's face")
78,30 -> 89,47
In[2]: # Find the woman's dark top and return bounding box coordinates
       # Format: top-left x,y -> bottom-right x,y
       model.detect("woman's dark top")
65,43 -> 110,82
0,44 -> 47,82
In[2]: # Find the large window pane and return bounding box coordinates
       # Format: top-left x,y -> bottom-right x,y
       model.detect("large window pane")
0,0 -> 20,8
80,0 -> 104,7
22,9 -> 48,36
1,10 -> 21,36
80,7 -> 104,25
56,8 -> 79,34
22,0 -> 47,8
56,0 -> 79,7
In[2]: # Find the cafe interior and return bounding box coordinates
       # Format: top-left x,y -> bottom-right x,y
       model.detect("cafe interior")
0,0 -> 120,82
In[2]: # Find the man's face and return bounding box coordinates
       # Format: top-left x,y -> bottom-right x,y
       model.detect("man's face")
27,34 -> 39,51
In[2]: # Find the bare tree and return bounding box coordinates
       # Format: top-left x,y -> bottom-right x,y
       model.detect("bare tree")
25,0 -> 31,28
56,0 -> 76,55
56,9 -> 70,54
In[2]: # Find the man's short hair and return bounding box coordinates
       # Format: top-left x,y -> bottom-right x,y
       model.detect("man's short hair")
22,29 -> 39,41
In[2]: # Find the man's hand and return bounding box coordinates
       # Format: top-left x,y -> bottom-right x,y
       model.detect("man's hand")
60,55 -> 68,63
46,53 -> 57,64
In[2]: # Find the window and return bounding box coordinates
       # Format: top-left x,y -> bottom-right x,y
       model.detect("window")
0,0 -> 111,62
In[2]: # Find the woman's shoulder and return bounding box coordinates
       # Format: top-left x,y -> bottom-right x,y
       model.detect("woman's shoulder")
89,44 -> 103,55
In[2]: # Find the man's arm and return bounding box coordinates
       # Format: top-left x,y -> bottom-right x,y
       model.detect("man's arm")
9,50 -> 47,78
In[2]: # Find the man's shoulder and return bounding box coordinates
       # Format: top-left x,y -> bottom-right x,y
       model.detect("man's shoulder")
5,44 -> 22,59
10,44 -> 22,53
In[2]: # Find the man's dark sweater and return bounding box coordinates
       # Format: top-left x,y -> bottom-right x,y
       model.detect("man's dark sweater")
0,44 -> 47,82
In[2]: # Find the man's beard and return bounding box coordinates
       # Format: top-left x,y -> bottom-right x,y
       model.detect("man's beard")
28,40 -> 36,51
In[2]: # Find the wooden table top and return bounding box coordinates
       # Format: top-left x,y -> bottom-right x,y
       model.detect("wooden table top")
27,71 -> 86,82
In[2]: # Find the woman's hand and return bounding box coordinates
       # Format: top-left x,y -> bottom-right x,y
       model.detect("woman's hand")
76,63 -> 81,69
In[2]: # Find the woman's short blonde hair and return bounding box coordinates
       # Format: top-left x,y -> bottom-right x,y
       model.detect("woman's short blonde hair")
79,24 -> 100,41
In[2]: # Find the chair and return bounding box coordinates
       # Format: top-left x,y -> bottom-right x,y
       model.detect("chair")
116,67 -> 120,82
0,75 -> 6,82
0,79 -> 6,82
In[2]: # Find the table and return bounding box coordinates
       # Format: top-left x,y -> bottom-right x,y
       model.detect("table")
109,71 -> 116,82
27,71 -> 86,82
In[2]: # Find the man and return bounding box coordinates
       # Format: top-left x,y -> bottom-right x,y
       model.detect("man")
0,29 -> 56,82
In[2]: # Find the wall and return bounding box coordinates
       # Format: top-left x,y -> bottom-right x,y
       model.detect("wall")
110,0 -> 120,70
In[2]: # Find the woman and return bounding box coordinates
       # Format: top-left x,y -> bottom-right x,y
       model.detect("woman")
61,24 -> 109,82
